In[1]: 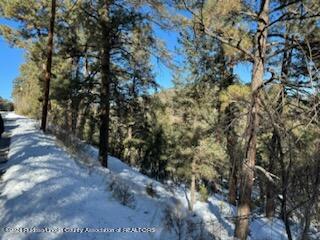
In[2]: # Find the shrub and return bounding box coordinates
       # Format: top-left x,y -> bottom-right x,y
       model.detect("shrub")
109,179 -> 136,208
146,183 -> 158,198
163,203 -> 187,240
162,201 -> 215,240
199,184 -> 209,202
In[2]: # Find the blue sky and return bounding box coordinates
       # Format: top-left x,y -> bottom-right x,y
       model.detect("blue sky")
0,37 -> 25,100
0,18 -> 252,101
0,18 -> 25,100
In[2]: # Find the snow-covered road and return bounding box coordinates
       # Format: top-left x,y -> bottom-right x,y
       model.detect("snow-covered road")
0,113 -> 168,240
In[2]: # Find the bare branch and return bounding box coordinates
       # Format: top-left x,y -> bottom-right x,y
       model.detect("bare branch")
255,165 -> 280,184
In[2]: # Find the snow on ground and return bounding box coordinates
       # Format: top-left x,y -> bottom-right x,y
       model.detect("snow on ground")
0,113 -> 290,240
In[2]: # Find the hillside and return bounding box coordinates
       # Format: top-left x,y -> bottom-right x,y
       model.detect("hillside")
0,113 -> 308,240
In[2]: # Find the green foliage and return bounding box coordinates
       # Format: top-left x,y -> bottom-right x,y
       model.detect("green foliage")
2,0 -> 320,234
199,184 -> 209,202
12,59 -> 42,117
219,84 -> 250,112
202,0 -> 252,60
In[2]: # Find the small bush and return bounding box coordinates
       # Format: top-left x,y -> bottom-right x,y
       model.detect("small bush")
109,179 -> 136,208
146,183 -> 158,198
187,218 -> 211,240
163,203 -> 187,240
199,184 -> 209,202
162,202 -> 215,240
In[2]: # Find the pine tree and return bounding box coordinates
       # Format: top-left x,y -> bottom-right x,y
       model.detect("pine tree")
40,0 -> 56,132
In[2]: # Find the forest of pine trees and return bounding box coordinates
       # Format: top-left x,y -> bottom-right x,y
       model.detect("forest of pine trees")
1,0 -> 320,239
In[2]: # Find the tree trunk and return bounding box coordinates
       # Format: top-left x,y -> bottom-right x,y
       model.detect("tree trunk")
88,112 -> 96,144
265,35 -> 292,219
227,125 -> 239,205
214,46 -> 238,205
226,103 -> 238,206
301,150 -> 320,240
98,0 -> 112,168
265,89 -> 284,218
265,132 -> 281,218
280,179 -> 293,240
273,37 -> 294,240
301,207 -> 312,240
234,1 -> 269,239
76,102 -> 89,139
65,103 -> 72,130
67,101 -> 73,130
71,98 -> 80,133
127,126 -> 136,166
280,140 -> 293,240
258,177 -> 265,204
70,33 -> 81,134
228,164 -> 237,205
265,134 -> 276,218
283,213 -> 293,240
40,0 -> 56,132
227,133 -> 238,205
190,159 -> 196,211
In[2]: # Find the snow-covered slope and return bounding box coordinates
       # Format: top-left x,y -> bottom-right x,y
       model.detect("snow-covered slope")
0,113 -> 291,240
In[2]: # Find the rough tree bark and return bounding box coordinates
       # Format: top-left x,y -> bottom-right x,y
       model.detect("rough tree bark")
234,0 -> 270,239
98,0 -> 112,168
228,158 -> 238,205
40,0 -> 56,132
225,103 -> 239,206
